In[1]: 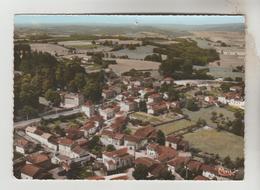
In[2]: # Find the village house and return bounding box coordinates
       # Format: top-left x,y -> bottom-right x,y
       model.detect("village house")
60,92 -> 84,108
134,126 -> 157,141
167,156 -> 191,174
201,164 -> 219,180
15,138 -> 36,154
161,77 -> 174,85
147,101 -> 168,115
165,135 -> 182,149
58,138 -> 76,158
134,157 -> 159,169
124,134 -> 147,150
138,88 -> 155,99
26,152 -> 52,169
25,126 -> 58,151
165,135 -> 189,151
100,130 -> 124,146
20,164 -> 43,179
65,128 -> 84,140
119,99 -> 138,112
194,175 -> 209,180
108,116 -> 128,133
81,101 -> 95,118
218,92 -> 244,109
102,148 -> 134,172
147,93 -> 162,103
204,96 -> 217,104
81,121 -> 99,138
99,107 -> 115,120
146,143 -> 178,162
57,137 -> 91,163
102,89 -> 116,99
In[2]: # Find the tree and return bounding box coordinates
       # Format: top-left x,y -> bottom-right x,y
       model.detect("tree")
139,100 -> 147,112
19,105 -> 38,120
83,81 -> 102,103
186,99 -> 199,111
157,130 -> 166,145
88,135 -> 100,150
45,89 -> 61,107
196,118 -> 206,127
168,87 -> 179,101
106,144 -> 116,152
133,164 -> 149,180
223,156 -> 234,169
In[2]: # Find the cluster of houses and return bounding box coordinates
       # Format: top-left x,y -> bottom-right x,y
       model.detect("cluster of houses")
14,73 -> 243,180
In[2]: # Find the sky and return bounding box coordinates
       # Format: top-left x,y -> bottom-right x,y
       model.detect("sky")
15,15 -> 245,26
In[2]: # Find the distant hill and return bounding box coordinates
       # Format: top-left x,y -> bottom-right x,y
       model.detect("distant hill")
15,22 -> 244,38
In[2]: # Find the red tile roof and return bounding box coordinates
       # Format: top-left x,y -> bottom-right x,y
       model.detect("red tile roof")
124,135 -> 144,143
194,175 -> 209,180
201,164 -> 218,175
21,164 -> 41,177
58,138 -> 74,146
110,175 -> 129,180
135,157 -> 158,168
103,147 -> 128,158
26,153 -> 50,165
16,138 -> 30,147
166,135 -> 182,144
85,100 -> 93,106
86,176 -> 105,180
167,156 -> 190,168
134,126 -> 156,138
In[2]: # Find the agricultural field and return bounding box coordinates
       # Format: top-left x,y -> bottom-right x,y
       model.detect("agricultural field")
130,112 -> 180,125
156,119 -> 194,135
58,40 -> 93,46
108,59 -> 160,74
30,43 -> 69,56
130,112 -> 164,125
183,106 -> 236,128
111,45 -> 156,60
183,128 -> 244,161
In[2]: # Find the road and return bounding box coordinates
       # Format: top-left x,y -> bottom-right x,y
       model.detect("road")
14,108 -> 82,129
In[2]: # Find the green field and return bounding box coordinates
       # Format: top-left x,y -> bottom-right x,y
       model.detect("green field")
157,119 -> 194,135
130,112 -> 163,124
183,129 -> 244,161
130,112 -> 179,126
183,106 -> 235,128
70,44 -> 98,49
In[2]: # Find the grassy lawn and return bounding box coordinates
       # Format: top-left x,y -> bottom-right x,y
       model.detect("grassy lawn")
183,106 -> 235,128
130,112 -> 163,124
157,119 -> 194,135
183,129 -> 244,161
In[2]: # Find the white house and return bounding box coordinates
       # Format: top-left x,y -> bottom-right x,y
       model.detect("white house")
15,138 -> 36,154
124,135 -> 147,150
60,92 -> 84,108
102,148 -> 134,171
99,108 -> 115,120
25,126 -> 58,151
81,101 -> 95,118
147,93 -> 161,103
82,121 -> 99,137
218,96 -> 245,110
119,100 -> 137,112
